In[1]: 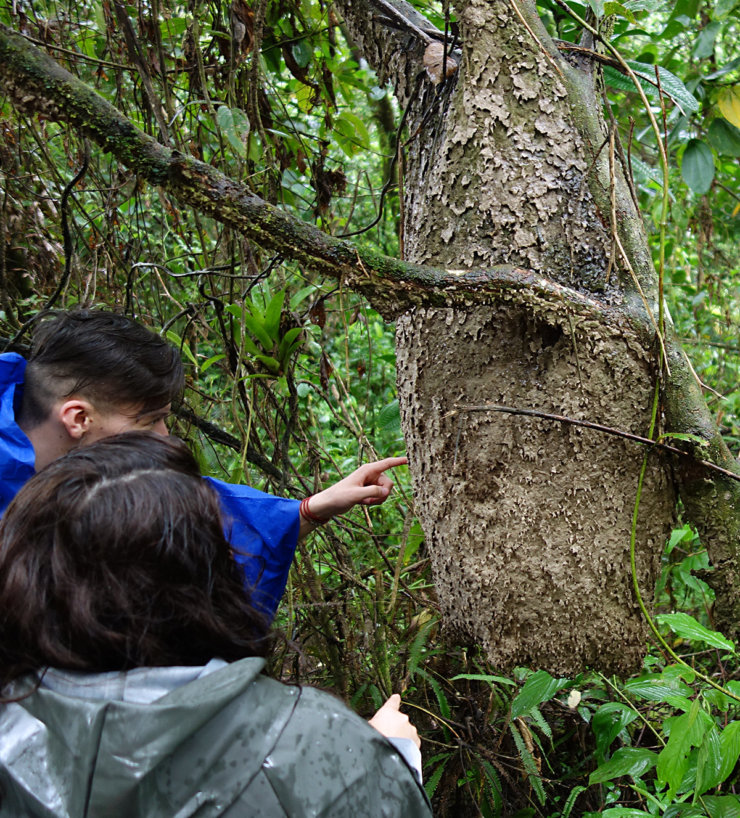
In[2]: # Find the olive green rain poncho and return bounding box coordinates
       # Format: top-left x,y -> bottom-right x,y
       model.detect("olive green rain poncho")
0,657 -> 432,817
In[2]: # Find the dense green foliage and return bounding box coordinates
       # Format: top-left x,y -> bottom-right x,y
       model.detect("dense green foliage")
0,0 -> 739,812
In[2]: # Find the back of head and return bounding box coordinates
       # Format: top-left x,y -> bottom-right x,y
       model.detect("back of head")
0,432 -> 268,688
20,310 -> 185,428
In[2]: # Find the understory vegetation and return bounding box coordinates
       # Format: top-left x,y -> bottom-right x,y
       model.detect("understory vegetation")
1,0 -> 740,812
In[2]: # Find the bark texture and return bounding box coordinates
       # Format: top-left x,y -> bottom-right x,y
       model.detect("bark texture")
403,1 -> 611,289
3,6 -> 740,673
343,0 -> 678,673
397,304 -> 674,673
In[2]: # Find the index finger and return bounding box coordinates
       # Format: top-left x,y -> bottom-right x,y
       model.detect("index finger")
363,456 -> 408,476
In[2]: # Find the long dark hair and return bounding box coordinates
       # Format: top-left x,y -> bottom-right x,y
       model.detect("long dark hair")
0,432 -> 269,689
20,310 -> 184,428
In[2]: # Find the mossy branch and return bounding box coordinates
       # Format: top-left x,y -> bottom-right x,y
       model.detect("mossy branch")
0,24 -> 611,324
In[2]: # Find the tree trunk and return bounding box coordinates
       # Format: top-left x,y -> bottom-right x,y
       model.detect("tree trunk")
339,0 -> 728,673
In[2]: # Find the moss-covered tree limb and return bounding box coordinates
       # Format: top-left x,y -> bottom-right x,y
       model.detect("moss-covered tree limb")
0,23 -> 609,324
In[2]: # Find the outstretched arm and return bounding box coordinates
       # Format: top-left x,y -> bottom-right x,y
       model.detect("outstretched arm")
298,456 -> 408,538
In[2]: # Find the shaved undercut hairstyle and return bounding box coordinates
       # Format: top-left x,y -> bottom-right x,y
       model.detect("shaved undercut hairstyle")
19,310 -> 184,429
0,432 -> 269,689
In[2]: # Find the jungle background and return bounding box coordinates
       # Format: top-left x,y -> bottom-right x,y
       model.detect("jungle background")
1,0 -> 740,812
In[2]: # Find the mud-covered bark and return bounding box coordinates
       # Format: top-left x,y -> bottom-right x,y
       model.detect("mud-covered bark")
397,304 -> 674,674
403,2 -> 612,287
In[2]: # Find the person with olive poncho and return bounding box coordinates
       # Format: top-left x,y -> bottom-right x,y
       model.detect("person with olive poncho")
0,433 -> 431,818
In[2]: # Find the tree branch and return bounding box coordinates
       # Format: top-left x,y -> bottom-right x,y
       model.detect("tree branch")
0,23 -> 618,325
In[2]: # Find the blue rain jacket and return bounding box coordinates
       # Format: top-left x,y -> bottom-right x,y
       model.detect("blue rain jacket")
0,353 -> 299,618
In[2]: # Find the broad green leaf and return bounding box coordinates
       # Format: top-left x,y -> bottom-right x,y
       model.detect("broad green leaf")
718,721 -> 740,782
587,0 -> 605,16
600,808 -> 653,816
239,334 -> 262,358
727,681 -> 740,699
696,725 -> 724,794
659,432 -> 710,447
603,0 -> 636,20
278,327 -> 303,364
589,747 -> 658,783
692,21 -> 721,59
657,612 -> 735,651
216,106 -> 249,158
624,0 -> 663,10
378,399 -> 401,433
603,63 -> 699,116
511,670 -> 569,718
630,155 -> 665,188
665,807 -> 710,818
452,673 -> 517,686
200,353 -> 225,373
243,312 -> 274,352
624,675 -> 694,702
713,0 -> 739,18
681,139 -> 715,194
706,58 -> 740,80
165,330 -> 197,366
264,289 -> 286,342
296,84 -> 314,113
657,701 -> 713,797
591,702 -> 639,759
160,16 -> 188,37
708,119 -> 740,157
704,795 -> 740,818
92,2 -> 105,31
671,0 -> 701,20
289,285 -> 318,310
667,524 -> 696,553
629,63 -> 700,115
291,38 -> 313,68
336,111 -> 370,150
254,354 -> 281,375
719,87 -> 740,130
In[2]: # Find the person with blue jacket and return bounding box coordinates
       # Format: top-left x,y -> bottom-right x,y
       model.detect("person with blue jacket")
0,310 -> 406,619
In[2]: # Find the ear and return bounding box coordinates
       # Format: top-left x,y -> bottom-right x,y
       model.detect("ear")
58,399 -> 95,441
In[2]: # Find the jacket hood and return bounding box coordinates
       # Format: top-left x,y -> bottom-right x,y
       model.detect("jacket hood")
0,657 -> 300,817
0,659 -> 432,818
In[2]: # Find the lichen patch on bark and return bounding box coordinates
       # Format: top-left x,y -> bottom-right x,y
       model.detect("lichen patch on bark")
402,0 -> 612,292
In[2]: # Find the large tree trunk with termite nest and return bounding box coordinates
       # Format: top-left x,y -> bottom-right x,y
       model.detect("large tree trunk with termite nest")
340,0 -> 680,674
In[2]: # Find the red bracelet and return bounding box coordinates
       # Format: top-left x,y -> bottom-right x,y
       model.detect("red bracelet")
299,496 -> 331,525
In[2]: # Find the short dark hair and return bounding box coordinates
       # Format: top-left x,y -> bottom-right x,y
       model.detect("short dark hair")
0,432 -> 269,688
19,310 -> 184,428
